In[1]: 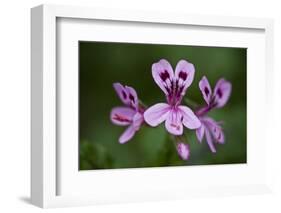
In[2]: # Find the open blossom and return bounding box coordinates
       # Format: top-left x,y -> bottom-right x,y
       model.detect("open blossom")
196,117 -> 225,153
196,76 -> 231,152
144,59 -> 201,135
110,83 -> 144,144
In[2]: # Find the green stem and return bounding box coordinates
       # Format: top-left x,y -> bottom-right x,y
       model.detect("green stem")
169,133 -> 189,148
183,97 -> 200,108
138,99 -> 147,109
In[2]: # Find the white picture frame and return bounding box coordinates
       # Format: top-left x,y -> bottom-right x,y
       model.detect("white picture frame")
31,4 -> 274,208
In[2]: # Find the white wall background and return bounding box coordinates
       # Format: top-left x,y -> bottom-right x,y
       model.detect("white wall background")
0,0 -> 280,212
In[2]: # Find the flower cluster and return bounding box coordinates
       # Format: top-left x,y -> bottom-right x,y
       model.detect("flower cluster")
110,59 -> 231,160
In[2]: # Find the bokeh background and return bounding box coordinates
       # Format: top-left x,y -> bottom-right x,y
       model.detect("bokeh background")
79,41 -> 247,170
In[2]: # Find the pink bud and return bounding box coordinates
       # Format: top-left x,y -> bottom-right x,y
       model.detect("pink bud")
177,143 -> 190,160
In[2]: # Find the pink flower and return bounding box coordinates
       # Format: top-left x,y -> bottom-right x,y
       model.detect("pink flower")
197,76 -> 232,115
196,117 -> 225,153
144,59 -> 201,135
176,142 -> 190,160
110,83 -> 144,144
196,76 -> 231,152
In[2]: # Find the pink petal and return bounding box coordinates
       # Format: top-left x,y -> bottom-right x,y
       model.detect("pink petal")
174,60 -> 195,97
214,78 -> 232,108
178,105 -> 201,129
196,123 -> 205,143
199,76 -> 212,105
113,83 -> 130,106
132,112 -> 144,131
165,109 -> 183,135
215,127 -> 225,144
144,103 -> 170,127
204,117 -> 225,144
176,143 -> 190,160
119,125 -> 136,144
110,107 -> 135,126
204,128 -> 216,153
125,85 -> 138,110
152,59 -> 174,96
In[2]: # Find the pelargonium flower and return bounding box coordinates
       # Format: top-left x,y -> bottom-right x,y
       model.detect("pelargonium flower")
110,83 -> 144,144
195,76 -> 231,152
196,117 -> 225,153
144,59 -> 201,135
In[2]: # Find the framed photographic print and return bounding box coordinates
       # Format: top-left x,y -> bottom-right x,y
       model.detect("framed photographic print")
31,4 -> 274,208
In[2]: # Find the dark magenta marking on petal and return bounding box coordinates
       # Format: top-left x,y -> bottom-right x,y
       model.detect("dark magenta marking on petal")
122,91 -> 127,99
179,71 -> 188,80
171,123 -> 180,130
129,94 -> 135,103
217,132 -> 221,140
217,88 -> 223,98
160,70 -> 170,81
178,86 -> 184,94
204,87 -> 209,96
176,86 -> 184,98
113,114 -> 131,122
170,80 -> 174,90
175,79 -> 179,93
164,85 -> 171,94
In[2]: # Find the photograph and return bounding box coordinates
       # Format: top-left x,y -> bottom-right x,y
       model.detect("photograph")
78,41 -> 247,170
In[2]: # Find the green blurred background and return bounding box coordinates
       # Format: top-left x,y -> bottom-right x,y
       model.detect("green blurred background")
79,41 -> 247,170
